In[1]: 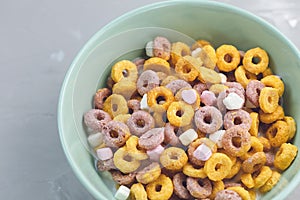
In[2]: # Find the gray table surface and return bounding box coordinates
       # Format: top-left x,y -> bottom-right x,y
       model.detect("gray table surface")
1,0 -> 300,199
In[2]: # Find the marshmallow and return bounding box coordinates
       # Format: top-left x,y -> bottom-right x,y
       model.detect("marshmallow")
209,130 -> 226,148
145,41 -> 154,57
140,93 -> 149,110
147,145 -> 164,161
200,90 -> 217,106
179,129 -> 198,146
193,143 -> 212,161
96,147 -> 113,161
219,73 -> 227,83
87,132 -> 103,148
182,89 -> 197,104
191,47 -> 202,58
114,185 -> 130,200
223,92 -> 244,110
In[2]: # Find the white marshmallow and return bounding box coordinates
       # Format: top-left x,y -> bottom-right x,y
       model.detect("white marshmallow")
209,130 -> 226,148
179,129 -> 198,146
114,185 -> 130,200
140,93 -> 149,110
219,73 -> 227,83
191,47 -> 202,58
96,147 -> 113,161
223,92 -> 244,110
87,132 -> 103,148
193,143 -> 212,161
182,89 -> 197,104
145,41 -> 154,57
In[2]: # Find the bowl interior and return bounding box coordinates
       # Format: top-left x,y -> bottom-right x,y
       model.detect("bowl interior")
58,1 -> 300,199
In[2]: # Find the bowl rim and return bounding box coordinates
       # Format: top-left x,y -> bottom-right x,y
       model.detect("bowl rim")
58,0 -> 300,199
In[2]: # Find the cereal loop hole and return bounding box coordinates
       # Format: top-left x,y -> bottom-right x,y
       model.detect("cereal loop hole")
252,56 -> 261,64
176,110 -> 183,117
155,184 -> 162,192
233,117 -> 242,125
123,154 -> 133,162
232,137 -> 242,148
182,64 -> 192,73
204,115 -> 212,124
112,104 -> 118,112
156,96 -> 166,104
122,69 -> 129,77
215,163 -> 222,171
143,80 -> 148,87
224,53 -> 233,63
136,119 -> 145,128
109,130 -> 119,138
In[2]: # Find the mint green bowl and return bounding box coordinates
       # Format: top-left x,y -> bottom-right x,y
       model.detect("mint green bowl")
58,1 -> 300,199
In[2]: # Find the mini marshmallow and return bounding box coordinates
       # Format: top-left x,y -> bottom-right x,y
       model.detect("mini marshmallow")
191,47 -> 202,58
145,41 -> 154,57
223,92 -> 244,110
182,89 -> 197,104
114,185 -> 130,200
200,90 -> 217,106
179,129 -> 198,146
140,93 -> 149,110
147,145 -> 164,161
88,132 -> 103,148
219,73 -> 227,83
209,130 -> 226,148
96,147 -> 113,161
193,143 -> 212,161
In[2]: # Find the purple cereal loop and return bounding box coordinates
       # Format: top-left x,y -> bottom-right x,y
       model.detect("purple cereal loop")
194,106 -> 223,134
217,91 -> 227,115
94,88 -> 111,109
103,120 -> 130,147
138,128 -> 165,150
153,36 -> 171,60
223,109 -> 252,130
246,80 -> 265,107
110,170 -> 136,186
96,158 -> 116,171
186,177 -> 212,199
127,110 -> 155,136
127,99 -> 140,113
215,189 -> 242,200
173,173 -> 191,199
166,79 -> 192,94
193,82 -> 209,95
137,70 -> 160,96
84,109 -> 112,133
224,82 -> 244,95
164,123 -> 180,146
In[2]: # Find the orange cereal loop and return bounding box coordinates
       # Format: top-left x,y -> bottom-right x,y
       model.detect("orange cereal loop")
171,42 -> 191,65
253,166 -> 272,189
216,44 -> 240,72
258,136 -> 271,152
147,86 -> 174,112
241,173 -> 255,188
209,181 -> 225,199
160,147 -> 188,171
261,75 -> 284,96
204,153 -> 233,181
259,87 -> 279,113
199,45 -> 217,69
240,136 -> 264,160
225,160 -> 242,179
248,189 -> 256,200
249,112 -> 259,137
266,120 -> 289,148
198,66 -> 222,84
274,143 -> 298,170
130,183 -> 147,200
259,105 -> 284,124
283,116 -> 297,140
112,79 -> 137,100
146,174 -> 173,200
262,67 -> 273,77
191,39 -> 211,50
234,65 -> 257,88
242,152 -> 266,174
103,94 -> 128,118
167,101 -> 194,127
175,56 -> 200,82
243,47 -> 269,75
182,163 -> 207,178
143,57 -> 171,74
227,186 -> 251,200
111,60 -> 138,83
259,171 -> 281,193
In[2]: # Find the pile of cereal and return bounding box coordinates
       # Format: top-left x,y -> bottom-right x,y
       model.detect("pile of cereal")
83,36 -> 298,200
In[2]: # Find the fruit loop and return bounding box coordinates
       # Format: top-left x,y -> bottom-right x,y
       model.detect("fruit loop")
82,36 -> 297,199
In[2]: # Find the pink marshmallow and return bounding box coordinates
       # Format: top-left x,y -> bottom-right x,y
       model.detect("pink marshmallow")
182,89 -> 197,104
200,90 -> 217,106
96,147 -> 113,161
193,143 -> 212,161
146,145 -> 164,161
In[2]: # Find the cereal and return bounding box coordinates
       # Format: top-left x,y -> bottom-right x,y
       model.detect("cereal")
234,65 -> 257,88
130,183 -> 147,200
127,99 -> 140,113
216,44 -> 240,72
112,79 -> 137,100
204,153 -> 233,181
160,147 -> 188,171
209,181 -> 225,199
84,109 -> 112,133
274,143 -> 298,170
241,173 -> 255,188
103,120 -> 130,148
249,112 -> 259,137
153,36 -> 171,60
125,136 -> 148,160
239,136 -> 264,160
103,94 -> 128,118
114,185 -> 131,200
127,110 -> 155,136
147,86 -> 174,112
143,57 -> 171,74
136,162 -> 161,184
187,177 -> 212,198
167,101 -> 194,127
223,109 -> 252,131
182,162 -> 207,178
136,70 -> 160,96
266,120 -> 289,147
94,88 -> 111,109
113,114 -> 131,123
146,174 -> 173,200
201,90 -> 217,106
243,47 -> 269,75
259,105 -> 284,124
111,170 -> 136,185
138,128 -> 165,150
225,160 -> 242,179
175,56 -> 200,82
259,171 -> 281,193
172,173 -> 191,199
113,147 -> 140,174
253,166 -> 272,189
111,60 -> 138,83
199,44 -> 217,69
246,80 -> 265,108
171,42 -> 191,65
261,75 -> 284,96
283,116 -> 297,140
227,186 -> 251,200
215,189 -> 242,200
198,66 -> 222,84
259,87 -> 279,113
165,79 -> 192,94
242,152 -> 266,174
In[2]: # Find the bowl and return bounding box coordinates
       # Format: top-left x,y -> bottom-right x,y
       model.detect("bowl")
58,0 -> 300,199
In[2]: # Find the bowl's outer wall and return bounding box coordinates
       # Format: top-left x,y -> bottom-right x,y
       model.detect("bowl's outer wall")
58,1 -> 300,199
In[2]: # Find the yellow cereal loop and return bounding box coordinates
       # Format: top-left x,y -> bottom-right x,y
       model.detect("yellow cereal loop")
283,116 -> 297,140
146,174 -> 173,200
130,183 -> 147,200
125,136 -> 148,160
153,111 -> 167,127
259,87 -> 279,113
259,105 -> 284,124
253,166 -> 272,189
258,136 -> 271,152
204,153 -> 233,181
225,160 -> 242,179
103,94 -> 128,118
175,88 -> 200,110
113,147 -> 140,174
171,42 -> 191,65
175,56 -> 200,82
274,143 -> 298,170
262,67 -> 273,77
241,173 -> 255,188
266,120 -> 289,148
136,162 -> 161,184
234,65 -> 257,88
160,147 -> 188,171
240,136 -> 264,160
182,162 -> 207,178
144,57 -> 171,74
242,152 -> 266,174
160,75 -> 178,86
227,186 -> 251,200
112,79 -> 137,100
111,60 -> 138,83
261,75 -> 284,96
198,66 -> 222,84
216,44 -> 240,72
209,83 -> 229,94
147,86 -> 174,112
249,112 -> 259,137
243,47 -> 269,75
113,114 -> 131,123
259,171 -> 281,193
209,181 -> 225,199
167,101 -> 194,127
248,190 -> 256,200
199,45 -> 217,69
